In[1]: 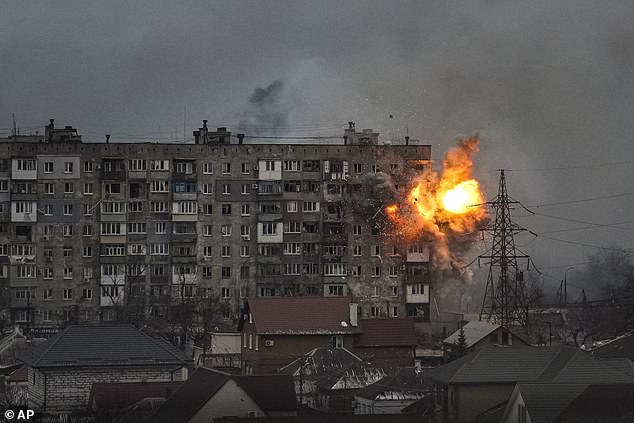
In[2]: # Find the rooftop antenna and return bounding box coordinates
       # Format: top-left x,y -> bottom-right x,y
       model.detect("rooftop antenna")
12,113 -> 17,138
183,104 -> 186,143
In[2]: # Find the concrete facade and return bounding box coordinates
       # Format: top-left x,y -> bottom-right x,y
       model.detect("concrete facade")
0,121 -> 432,331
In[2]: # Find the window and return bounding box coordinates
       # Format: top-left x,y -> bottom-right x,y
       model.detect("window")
151,243 -> 168,255
286,201 -> 298,213
100,223 -> 124,235
83,288 -> 92,300
63,225 -> 73,237
324,263 -> 347,276
332,335 -> 344,348
203,225 -> 213,236
221,287 -> 232,298
390,286 -> 399,297
43,161 -> 54,173
241,184 -> 249,195
129,244 -> 146,255
262,223 -> 277,235
240,204 -> 251,216
63,267 -> 73,279
283,160 -> 301,171
410,284 -> 424,295
221,245 -> 231,257
83,267 -> 93,279
83,225 -> 92,236
222,183 -> 231,195
328,285 -> 345,296
43,288 -> 53,299
241,162 -> 250,174
202,245 -> 213,257
203,162 -> 213,174
221,224 -> 232,237
82,183 -> 93,195
14,202 -> 33,214
150,201 -> 169,212
240,225 -> 250,240
371,164 -> 380,173
284,243 -> 301,255
155,222 -> 167,234
62,247 -> 72,257
283,221 -> 301,233
353,245 -> 362,256
284,263 -> 301,275
221,266 -> 231,278
64,162 -> 73,173
175,161 -> 193,174
42,204 -> 53,216
150,160 -> 169,171
202,267 -> 212,278
222,162 -> 231,175
303,201 -> 319,212
84,161 -> 93,172
103,182 -> 121,195
62,204 -> 73,216
240,245 -> 250,257
127,222 -> 146,234
41,183 -> 54,195
264,160 -> 275,171
202,184 -> 213,195
353,163 -> 362,174
389,266 -> 398,277
221,204 -> 232,215
353,225 -> 362,235
150,180 -> 169,192
63,288 -> 73,300
174,201 -> 197,214
16,159 -> 36,171
43,268 -> 53,279
351,265 -> 362,276
371,265 -> 381,277
64,182 -> 74,193
101,201 -> 126,214
129,201 -> 144,212
128,159 -> 147,171
371,245 -> 381,256
371,306 -> 380,317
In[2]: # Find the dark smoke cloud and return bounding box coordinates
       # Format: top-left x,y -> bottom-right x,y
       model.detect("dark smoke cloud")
238,80 -> 294,135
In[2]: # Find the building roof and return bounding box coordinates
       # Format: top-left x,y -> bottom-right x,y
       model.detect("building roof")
515,383 -> 589,423
354,367 -> 433,401
427,346 -> 634,385
233,374 -> 297,412
244,297 -> 362,335
151,367 -> 231,423
279,347 -> 363,376
557,383 -> 634,422
6,365 -> 27,383
151,367 -> 297,423
590,331 -> 634,361
356,318 -> 417,347
443,320 -> 500,346
89,381 -> 183,412
18,325 -> 189,368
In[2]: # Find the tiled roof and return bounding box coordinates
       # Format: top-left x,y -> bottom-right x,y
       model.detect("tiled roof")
443,320 -> 500,347
234,374 -> 297,412
18,325 -> 189,368
356,318 -> 417,347
6,365 -> 27,383
428,346 -> 634,385
151,367 -> 231,423
246,297 -> 362,335
89,381 -> 183,412
516,383 -> 588,423
557,383 -> 634,422
279,347 -> 363,376
354,367 -> 434,401
591,332 -> 634,360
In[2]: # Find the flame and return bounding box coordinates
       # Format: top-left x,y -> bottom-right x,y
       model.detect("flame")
385,134 -> 486,269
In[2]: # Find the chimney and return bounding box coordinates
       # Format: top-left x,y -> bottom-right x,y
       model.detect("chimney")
105,134 -> 110,144
237,133 -> 245,144
193,130 -> 200,144
348,121 -> 355,131
343,135 -> 348,145
349,303 -> 358,327
202,119 -> 208,129
49,119 -> 55,130
405,136 -> 410,146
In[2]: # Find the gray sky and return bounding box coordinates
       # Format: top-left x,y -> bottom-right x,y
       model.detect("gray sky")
1,0 -> 633,294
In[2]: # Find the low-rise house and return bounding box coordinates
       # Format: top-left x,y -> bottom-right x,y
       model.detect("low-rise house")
354,318 -> 417,366
239,297 -> 362,374
442,321 -> 530,356
428,346 -> 634,423
19,324 -> 190,414
353,367 -> 435,415
500,383 -> 634,423
590,331 -> 634,361
89,381 -> 183,421
150,367 -> 297,422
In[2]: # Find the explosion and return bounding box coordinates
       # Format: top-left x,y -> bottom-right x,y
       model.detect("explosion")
386,134 -> 486,269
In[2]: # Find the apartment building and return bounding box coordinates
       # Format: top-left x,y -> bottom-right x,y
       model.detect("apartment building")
0,120 -> 432,331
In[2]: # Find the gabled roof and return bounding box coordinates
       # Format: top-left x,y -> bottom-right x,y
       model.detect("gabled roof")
354,367 -> 433,401
19,325 -> 189,368
557,383 -> 634,422
89,381 -> 183,412
6,365 -> 27,383
591,332 -> 634,361
443,320 -> 500,346
151,367 -> 231,423
356,318 -> 417,347
428,346 -> 634,385
151,367 -> 297,422
514,383 -> 588,423
233,374 -> 297,412
279,347 -> 362,376
244,297 -> 362,335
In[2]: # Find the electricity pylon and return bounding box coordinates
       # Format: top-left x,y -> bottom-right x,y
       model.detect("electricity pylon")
479,170 -> 530,328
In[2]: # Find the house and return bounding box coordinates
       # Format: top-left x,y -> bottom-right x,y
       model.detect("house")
149,367 -> 297,422
500,383 -> 634,423
239,297 -> 362,374
1,365 -> 28,407
18,324 -> 190,414
442,321 -> 530,356
353,367 -> 436,415
354,318 -> 417,366
590,331 -> 634,361
88,381 -> 184,420
427,346 -> 634,423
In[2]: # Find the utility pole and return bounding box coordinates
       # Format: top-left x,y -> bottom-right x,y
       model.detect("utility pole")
479,170 -> 531,329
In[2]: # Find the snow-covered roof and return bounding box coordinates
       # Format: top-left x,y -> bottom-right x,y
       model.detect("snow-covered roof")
443,320 -> 501,347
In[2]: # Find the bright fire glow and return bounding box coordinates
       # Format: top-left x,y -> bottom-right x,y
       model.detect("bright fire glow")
441,180 -> 482,214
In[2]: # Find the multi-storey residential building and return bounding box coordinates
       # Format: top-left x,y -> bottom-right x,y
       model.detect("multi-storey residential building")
0,120 -> 432,331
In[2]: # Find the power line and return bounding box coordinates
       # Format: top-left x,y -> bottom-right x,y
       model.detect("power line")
526,192 -> 634,208
526,210 -> 634,232
505,160 -> 634,172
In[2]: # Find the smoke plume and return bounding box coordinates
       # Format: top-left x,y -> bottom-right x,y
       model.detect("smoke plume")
238,80 -> 294,135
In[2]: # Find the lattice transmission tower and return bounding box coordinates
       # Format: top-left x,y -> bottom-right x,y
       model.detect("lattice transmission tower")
479,170 -> 531,329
